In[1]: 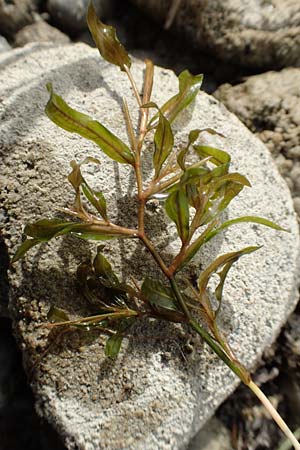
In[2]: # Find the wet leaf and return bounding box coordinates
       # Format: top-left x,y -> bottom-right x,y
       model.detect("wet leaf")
47,306 -> 70,323
165,187 -> 190,244
153,111 -> 174,176
204,215 -> 288,243
87,1 -> 131,71
104,334 -> 123,357
46,83 -> 134,165
141,277 -> 178,311
12,238 -> 41,263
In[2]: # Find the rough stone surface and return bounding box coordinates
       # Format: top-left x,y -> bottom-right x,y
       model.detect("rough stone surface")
130,0 -> 300,69
46,0 -> 89,34
214,68 -> 300,223
0,43 -> 299,450
14,19 -> 70,46
0,0 -> 37,37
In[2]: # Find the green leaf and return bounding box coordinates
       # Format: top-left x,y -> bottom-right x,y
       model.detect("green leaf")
141,277 -> 178,311
165,188 -> 190,244
177,129 -> 201,170
93,249 -> 119,286
47,306 -> 70,323
87,1 -> 131,71
68,158 -> 108,220
104,334 -> 123,357
199,173 -> 250,226
25,219 -> 75,240
204,216 -> 288,243
82,185 -> 108,220
25,218 -> 124,244
150,71 -> 203,127
12,238 -> 41,263
194,145 -> 230,176
198,246 -> 260,299
153,111 -> 174,176
45,83 -> 134,165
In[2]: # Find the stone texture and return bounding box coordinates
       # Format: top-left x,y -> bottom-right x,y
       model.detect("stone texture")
0,35 -> 11,52
187,417 -> 232,450
46,0 -> 89,34
14,19 -> 70,46
214,68 -> 300,224
130,0 -> 300,69
0,43 -> 299,450
0,0 -> 37,37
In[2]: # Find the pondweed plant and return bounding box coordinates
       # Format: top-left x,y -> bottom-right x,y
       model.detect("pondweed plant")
12,2 -> 300,448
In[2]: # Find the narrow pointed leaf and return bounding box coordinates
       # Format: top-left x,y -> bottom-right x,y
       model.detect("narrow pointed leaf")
165,188 -> 190,244
104,334 -> 123,357
25,219 -> 75,240
12,238 -> 41,263
198,246 -> 261,297
162,71 -> 203,123
214,263 -> 232,314
25,218 -> 125,242
87,1 -> 131,71
177,129 -> 201,170
194,145 -> 230,174
204,216 -> 288,243
46,84 -> 134,165
213,173 -> 251,189
150,71 -> 203,127
68,159 -> 108,219
141,277 -> 178,311
82,184 -> 108,220
200,179 -> 247,226
153,112 -> 174,176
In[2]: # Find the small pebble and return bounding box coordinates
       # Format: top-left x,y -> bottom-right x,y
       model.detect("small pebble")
287,146 -> 300,159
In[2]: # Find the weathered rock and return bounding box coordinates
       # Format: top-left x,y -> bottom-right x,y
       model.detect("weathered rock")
130,0 -> 300,69
15,19 -> 70,46
0,0 -> 37,37
214,68 -> 300,220
0,43 -> 299,450
46,0 -> 89,34
187,417 -> 232,450
0,35 -> 11,52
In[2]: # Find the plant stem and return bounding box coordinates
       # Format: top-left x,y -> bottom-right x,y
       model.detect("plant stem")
248,381 -> 300,450
169,276 -> 250,383
139,234 -> 171,278
169,280 -> 300,449
124,66 -> 142,107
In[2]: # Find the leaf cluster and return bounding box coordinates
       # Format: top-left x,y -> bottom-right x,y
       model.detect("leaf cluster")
13,1 -> 286,362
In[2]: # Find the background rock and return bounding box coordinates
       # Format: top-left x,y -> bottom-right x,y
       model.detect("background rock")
0,35 -> 11,52
0,0 -> 38,37
130,0 -> 300,69
187,417 -> 232,450
14,19 -> 70,46
214,68 -> 300,218
0,43 -> 299,450
46,0 -> 89,34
